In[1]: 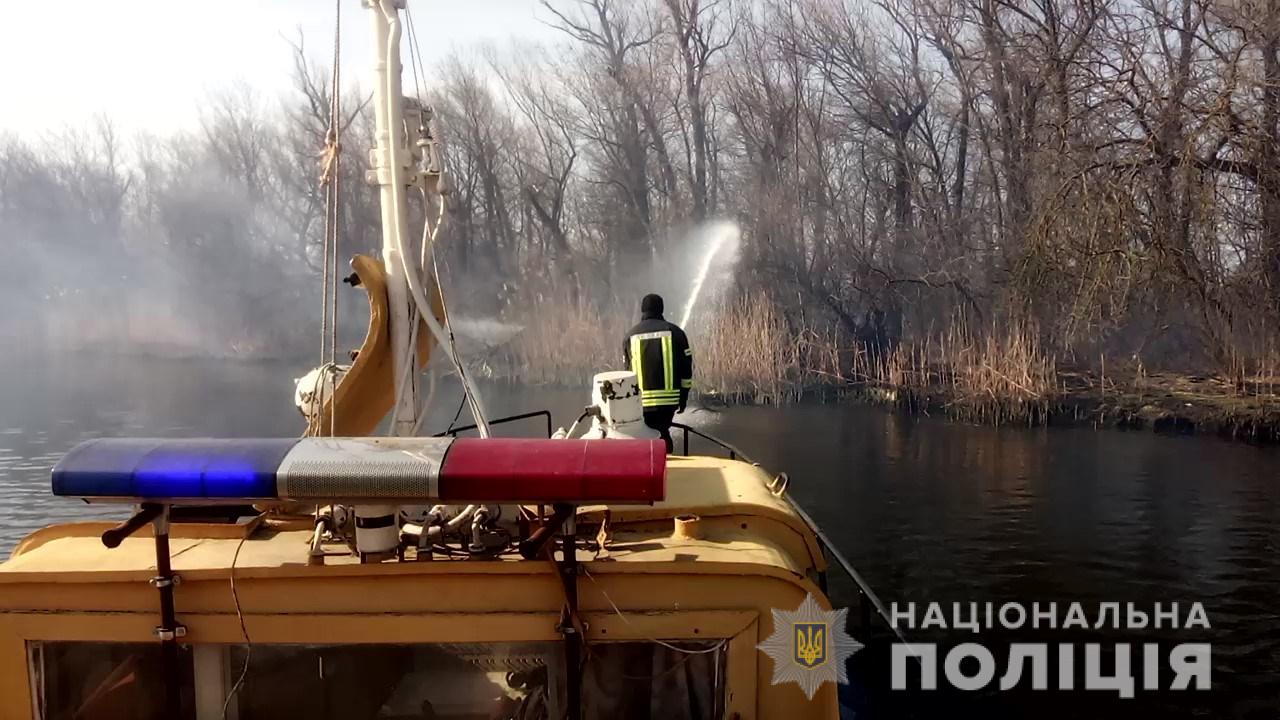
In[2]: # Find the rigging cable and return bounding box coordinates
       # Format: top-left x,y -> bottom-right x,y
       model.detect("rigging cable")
404,7 -> 427,108
406,5 -> 490,437
409,362 -> 438,436
406,4 -> 463,429
419,186 -> 487,435
327,0 -> 342,437
581,566 -> 728,656
419,181 -> 492,437
379,0 -> 490,437
316,0 -> 343,437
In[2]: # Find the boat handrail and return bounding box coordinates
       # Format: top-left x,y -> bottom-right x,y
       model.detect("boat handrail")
670,421 -> 750,461
432,410 -> 553,439
669,421 -> 909,647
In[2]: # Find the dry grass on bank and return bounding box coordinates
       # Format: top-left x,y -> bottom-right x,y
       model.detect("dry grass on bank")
495,292 -> 1058,421
496,293 -> 629,386
697,297 -> 798,404
851,321 -> 1058,425
1226,346 -> 1280,404
489,294 -> 1280,439
494,293 -> 839,402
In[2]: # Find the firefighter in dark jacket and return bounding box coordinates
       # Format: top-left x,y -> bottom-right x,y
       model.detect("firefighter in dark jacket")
623,293 -> 693,452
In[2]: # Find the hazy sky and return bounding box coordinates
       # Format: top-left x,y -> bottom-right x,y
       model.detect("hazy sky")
0,0 -> 562,139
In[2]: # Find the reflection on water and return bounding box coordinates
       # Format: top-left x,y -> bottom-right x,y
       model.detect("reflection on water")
694,403 -> 1280,718
0,355 -> 303,538
1,354 -> 1278,718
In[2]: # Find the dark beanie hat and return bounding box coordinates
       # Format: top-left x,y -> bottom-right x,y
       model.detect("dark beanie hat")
641,293 -> 664,315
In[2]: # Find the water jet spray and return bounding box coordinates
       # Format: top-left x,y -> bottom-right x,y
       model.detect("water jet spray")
678,220 -> 741,328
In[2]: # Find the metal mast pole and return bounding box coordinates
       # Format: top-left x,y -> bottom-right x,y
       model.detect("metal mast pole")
354,0 -> 417,559
367,0 -> 418,437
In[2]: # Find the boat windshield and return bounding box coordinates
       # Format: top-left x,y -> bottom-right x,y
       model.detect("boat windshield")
31,639 -> 726,719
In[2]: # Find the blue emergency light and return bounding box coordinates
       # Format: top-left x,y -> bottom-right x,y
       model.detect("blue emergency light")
53,438 -> 296,501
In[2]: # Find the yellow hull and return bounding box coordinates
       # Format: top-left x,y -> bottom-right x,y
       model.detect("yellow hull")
0,457 -> 841,718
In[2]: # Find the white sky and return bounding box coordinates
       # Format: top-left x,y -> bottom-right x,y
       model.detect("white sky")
0,0 -> 564,139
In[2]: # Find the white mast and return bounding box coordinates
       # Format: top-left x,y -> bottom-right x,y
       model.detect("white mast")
367,0 -> 418,436
349,0 -> 418,558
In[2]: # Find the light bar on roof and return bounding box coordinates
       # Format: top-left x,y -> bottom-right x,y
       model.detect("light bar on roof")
52,437 -> 666,505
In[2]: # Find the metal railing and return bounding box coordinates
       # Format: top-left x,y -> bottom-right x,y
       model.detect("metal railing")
668,421 -> 908,646
670,421 -> 747,460
433,410 -> 553,439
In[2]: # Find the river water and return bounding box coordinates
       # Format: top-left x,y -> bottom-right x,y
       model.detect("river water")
1,353 -> 1277,718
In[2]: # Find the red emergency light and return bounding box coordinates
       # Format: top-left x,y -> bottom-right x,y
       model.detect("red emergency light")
439,438 -> 666,504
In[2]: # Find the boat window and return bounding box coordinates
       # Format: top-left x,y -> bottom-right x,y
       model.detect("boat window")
225,640 -> 725,720
580,641 -> 726,719
30,639 -> 726,720
29,641 -> 195,720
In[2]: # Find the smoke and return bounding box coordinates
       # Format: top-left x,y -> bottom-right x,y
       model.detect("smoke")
1,118 -> 748,369
0,123 -> 329,360
641,219 -> 743,333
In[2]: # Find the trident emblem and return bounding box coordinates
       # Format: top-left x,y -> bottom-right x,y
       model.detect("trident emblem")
794,622 -> 827,668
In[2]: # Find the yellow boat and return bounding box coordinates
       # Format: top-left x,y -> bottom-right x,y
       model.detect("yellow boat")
0,3 -> 899,718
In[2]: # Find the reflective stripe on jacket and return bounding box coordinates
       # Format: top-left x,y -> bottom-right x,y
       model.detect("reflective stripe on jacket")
623,316 -> 693,408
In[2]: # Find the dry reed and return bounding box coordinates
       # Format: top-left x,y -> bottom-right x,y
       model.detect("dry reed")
492,293 -> 1058,423
852,320 -> 1058,425
495,290 -> 630,386
492,292 -> 837,402
697,296 -> 797,404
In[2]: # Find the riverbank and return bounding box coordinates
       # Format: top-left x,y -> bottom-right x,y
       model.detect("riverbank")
850,368 -> 1280,444
1061,370 -> 1280,442
486,296 -> 1280,445
838,323 -> 1280,443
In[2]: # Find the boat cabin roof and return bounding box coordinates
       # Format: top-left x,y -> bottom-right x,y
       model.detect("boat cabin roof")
2,455 -> 826,582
